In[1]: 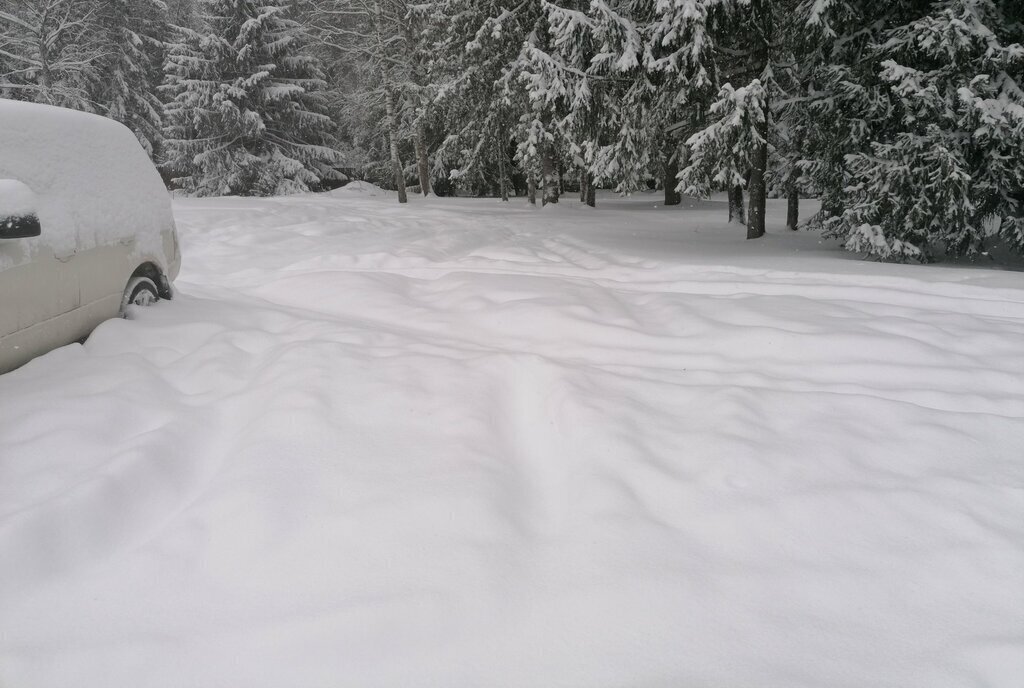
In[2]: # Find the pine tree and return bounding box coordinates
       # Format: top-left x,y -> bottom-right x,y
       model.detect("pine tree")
162,0 -> 341,196
823,0 -> 1024,260
672,0 -> 808,239
679,79 -> 769,211
538,0 -> 646,206
95,0 -> 169,157
799,2 -> 924,233
167,0 -> 202,28
430,0 -> 547,202
512,1 -> 576,205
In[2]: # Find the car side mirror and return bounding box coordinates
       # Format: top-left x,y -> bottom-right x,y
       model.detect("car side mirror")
0,214 -> 42,239
1,179 -> 41,239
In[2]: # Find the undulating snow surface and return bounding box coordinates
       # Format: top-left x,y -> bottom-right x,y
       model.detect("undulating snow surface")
1,191 -> 1023,687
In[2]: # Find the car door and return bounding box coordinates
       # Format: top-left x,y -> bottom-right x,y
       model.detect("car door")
0,178 -> 80,372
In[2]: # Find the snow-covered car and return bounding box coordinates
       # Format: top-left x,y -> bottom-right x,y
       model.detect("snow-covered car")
0,99 -> 181,374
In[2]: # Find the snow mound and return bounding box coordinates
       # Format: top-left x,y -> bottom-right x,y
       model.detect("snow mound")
325,180 -> 389,197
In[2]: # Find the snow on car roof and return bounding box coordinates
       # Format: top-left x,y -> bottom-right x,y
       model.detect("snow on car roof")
0,98 -> 172,260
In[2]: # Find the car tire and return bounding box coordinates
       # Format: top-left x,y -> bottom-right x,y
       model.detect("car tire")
120,276 -> 161,318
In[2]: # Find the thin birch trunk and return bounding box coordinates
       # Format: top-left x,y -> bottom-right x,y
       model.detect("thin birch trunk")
384,85 -> 407,204
376,0 -> 406,204
497,139 -> 509,202
414,126 -> 430,196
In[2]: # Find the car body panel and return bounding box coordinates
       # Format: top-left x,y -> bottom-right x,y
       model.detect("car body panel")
0,100 -> 180,374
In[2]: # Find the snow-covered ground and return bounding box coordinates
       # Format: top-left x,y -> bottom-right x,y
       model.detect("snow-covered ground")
2,187 -> 1023,687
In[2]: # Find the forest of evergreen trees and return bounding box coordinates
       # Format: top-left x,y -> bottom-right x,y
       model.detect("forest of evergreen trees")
1,0 -> 1022,261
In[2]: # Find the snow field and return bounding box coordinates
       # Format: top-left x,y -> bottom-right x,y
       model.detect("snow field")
1,191 -> 1023,687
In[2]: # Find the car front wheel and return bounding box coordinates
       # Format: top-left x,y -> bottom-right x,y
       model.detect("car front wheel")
120,276 -> 160,318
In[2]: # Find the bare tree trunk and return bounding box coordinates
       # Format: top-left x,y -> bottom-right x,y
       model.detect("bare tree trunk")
375,0 -> 406,204
787,186 -> 799,231
664,151 -> 681,206
729,185 -> 746,224
579,170 -> 596,207
414,126 -> 430,196
37,34 -> 52,101
384,86 -> 407,204
747,117 -> 768,239
497,139 -> 509,202
542,146 -> 559,205
746,0 -> 769,239
527,175 -> 537,205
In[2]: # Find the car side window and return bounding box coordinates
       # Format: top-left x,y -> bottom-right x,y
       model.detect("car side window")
0,179 -> 41,240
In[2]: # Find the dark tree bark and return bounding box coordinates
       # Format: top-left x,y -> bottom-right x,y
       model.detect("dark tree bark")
747,128 -> 768,239
497,138 -> 509,202
787,187 -> 799,230
527,175 -> 537,205
580,171 -> 596,207
664,149 -> 681,206
745,0 -> 770,239
542,146 -> 559,205
729,185 -> 746,224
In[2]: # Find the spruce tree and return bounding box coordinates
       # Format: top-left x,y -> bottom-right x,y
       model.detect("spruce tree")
800,2 -> 925,232
95,0 -> 168,157
671,0 -> 807,238
163,0 -> 340,196
679,80 -> 769,213
430,0 -> 548,202
824,0 -> 1024,259
512,1 -> 574,205
538,0 -> 646,206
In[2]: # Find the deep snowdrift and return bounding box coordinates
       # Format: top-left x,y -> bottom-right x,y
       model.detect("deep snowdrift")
1,192 -> 1022,688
